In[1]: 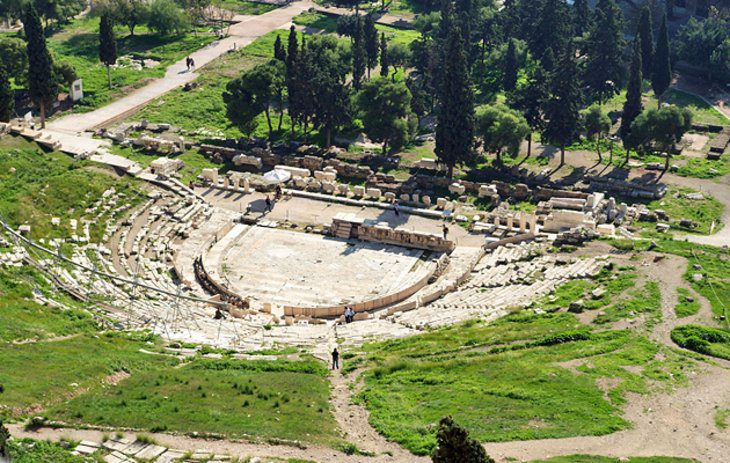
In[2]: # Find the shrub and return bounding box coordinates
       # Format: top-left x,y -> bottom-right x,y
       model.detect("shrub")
147,0 -> 190,36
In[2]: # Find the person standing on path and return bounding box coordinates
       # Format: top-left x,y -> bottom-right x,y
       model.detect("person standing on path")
265,195 -> 272,212
332,347 -> 340,370
442,224 -> 449,240
186,56 -> 191,71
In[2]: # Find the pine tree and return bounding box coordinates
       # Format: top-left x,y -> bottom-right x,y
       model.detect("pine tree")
435,13 -> 474,179
0,66 -> 14,122
379,33 -> 389,78
273,34 -> 286,62
363,13 -> 379,78
544,45 -> 582,166
572,0 -> 592,36
509,64 -> 547,160
584,0 -> 625,103
503,38 -> 518,92
651,12 -> 671,107
285,25 -> 299,135
638,6 -> 653,78
352,15 -> 366,89
432,416 -> 495,463
99,13 -> 117,90
620,39 -> 643,142
530,0 -> 571,60
24,4 -> 55,128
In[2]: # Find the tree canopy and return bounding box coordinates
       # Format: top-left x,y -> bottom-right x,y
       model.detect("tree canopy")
476,103 -> 530,162
356,78 -> 412,153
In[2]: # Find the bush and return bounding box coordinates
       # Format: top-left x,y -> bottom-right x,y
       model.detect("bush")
147,0 -> 190,36
671,325 -> 730,360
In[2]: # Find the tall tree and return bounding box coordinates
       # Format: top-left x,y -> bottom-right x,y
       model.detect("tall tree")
620,39 -> 643,144
503,38 -> 518,92
435,9 -> 475,179
572,0 -> 592,36
509,64 -> 547,160
637,6 -> 653,78
352,14 -> 366,89
628,106 -> 692,173
24,4 -> 56,128
582,104 -> 611,163
0,66 -> 13,122
530,0 -> 571,60
285,25 -> 299,134
379,32 -> 389,78
308,36 -> 352,147
584,0 -> 624,103
99,13 -> 117,90
432,416 -> 495,463
0,421 -> 9,458
476,104 -> 530,163
223,61 -> 285,141
273,34 -> 286,62
363,13 -> 379,78
543,46 -> 582,166
356,78 -> 412,153
651,13 -> 671,107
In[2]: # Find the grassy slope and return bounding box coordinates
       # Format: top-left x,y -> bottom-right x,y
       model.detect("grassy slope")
354,312 -> 690,455
0,136 -> 145,242
218,0 -> 280,14
636,187 -> 725,235
0,266 -> 97,343
46,17 -> 215,112
51,358 -> 342,446
0,333 -> 177,418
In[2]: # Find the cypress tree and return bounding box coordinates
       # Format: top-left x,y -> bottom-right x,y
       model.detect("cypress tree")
273,34 -> 286,61
379,33 -> 389,78
0,66 -> 14,122
651,13 -> 671,106
363,14 -> 379,78
99,13 -> 117,90
352,15 -> 366,89
432,417 -> 495,463
435,13 -> 474,179
638,6 -> 653,78
285,25 -> 299,135
543,45 -> 582,166
584,0 -> 625,103
620,39 -> 643,141
503,38 -> 518,92
530,0 -> 571,60
24,4 -> 55,128
572,0 -> 592,36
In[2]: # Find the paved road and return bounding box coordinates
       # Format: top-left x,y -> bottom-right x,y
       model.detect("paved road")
47,3 -> 311,134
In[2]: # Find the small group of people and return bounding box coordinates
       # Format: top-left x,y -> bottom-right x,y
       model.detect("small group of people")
343,306 -> 355,323
185,56 -> 196,71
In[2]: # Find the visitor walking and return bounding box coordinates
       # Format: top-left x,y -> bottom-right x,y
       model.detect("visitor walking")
189,57 -> 195,70
442,224 -> 449,240
275,184 -> 282,200
332,347 -> 340,370
186,56 -> 191,71
393,199 -> 400,217
265,195 -> 272,212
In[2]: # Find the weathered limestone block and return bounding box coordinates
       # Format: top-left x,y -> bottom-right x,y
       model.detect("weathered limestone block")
400,194 -> 410,202
384,192 -> 396,201
366,188 -> 382,199
337,184 -> 349,195
353,186 -> 366,197
201,168 -> 218,183
275,165 -> 310,178
449,183 -> 466,195
422,195 -> 431,206
436,197 -> 447,209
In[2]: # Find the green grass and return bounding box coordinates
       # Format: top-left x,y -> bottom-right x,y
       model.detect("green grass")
354,312 -> 690,455
0,332 -> 177,418
528,456 -> 699,463
50,358 -> 342,446
293,11 -> 419,46
603,86 -> 728,126
674,288 -> 701,318
605,240 -> 729,328
111,144 -> 226,184
218,0 -> 279,14
0,266 -> 98,343
46,16 -> 216,112
6,439 -> 102,463
671,324 -> 730,360
715,408 -> 730,429
537,266 -> 637,314
636,187 -> 725,235
593,280 -> 661,326
0,136 -> 146,242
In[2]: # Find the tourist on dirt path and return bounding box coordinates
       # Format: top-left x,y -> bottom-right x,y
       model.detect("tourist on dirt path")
442,224 -> 449,240
275,184 -> 282,200
265,195 -> 273,212
393,200 -> 400,217
186,56 -> 191,71
332,347 -> 340,370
